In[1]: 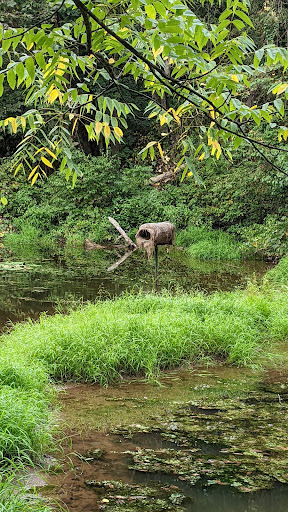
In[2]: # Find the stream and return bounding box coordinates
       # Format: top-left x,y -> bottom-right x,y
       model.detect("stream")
0,244 -> 271,330
2,244 -> 288,511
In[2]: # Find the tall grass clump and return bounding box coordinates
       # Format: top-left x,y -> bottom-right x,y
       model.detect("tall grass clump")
2,288 -> 288,385
176,226 -> 245,260
0,387 -> 53,465
265,255 -> 288,286
0,352 -> 53,468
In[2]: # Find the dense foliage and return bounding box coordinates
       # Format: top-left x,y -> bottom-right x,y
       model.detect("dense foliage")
1,0 -> 288,190
1,143 -> 287,257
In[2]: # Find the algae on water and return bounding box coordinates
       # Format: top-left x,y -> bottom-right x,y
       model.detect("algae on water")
112,378 -> 288,493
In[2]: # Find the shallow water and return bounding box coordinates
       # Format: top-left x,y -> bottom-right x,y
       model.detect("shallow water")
0,245 -> 271,331
2,244 -> 286,511
42,367 -> 288,512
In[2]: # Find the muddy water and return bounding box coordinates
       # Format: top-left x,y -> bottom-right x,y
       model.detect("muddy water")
0,245 -> 271,331
42,367 -> 288,512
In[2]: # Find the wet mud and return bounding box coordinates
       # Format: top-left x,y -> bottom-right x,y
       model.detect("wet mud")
39,367 -> 288,512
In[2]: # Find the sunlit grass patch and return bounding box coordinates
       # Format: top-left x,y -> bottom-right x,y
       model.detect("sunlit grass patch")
265,255 -> 288,286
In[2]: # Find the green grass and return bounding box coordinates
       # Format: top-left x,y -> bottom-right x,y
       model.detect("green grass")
176,226 -> 246,260
2,287 -> 288,387
0,387 -> 53,466
0,474 -> 52,512
265,255 -> 288,286
1,272 -> 288,504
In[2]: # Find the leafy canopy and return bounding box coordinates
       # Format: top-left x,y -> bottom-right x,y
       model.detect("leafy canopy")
1,0 -> 288,191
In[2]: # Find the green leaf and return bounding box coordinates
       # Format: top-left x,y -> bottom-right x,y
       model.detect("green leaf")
274,98 -> 284,116
0,75 -> 4,97
235,10 -> 254,28
25,57 -> 35,81
35,52 -> 46,70
145,4 -> 156,19
233,136 -> 242,149
16,62 -> 25,84
219,9 -> 232,21
7,69 -> 16,90
233,19 -> 245,31
154,1 -> 166,17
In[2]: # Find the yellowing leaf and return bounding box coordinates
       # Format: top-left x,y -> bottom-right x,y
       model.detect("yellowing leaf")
31,172 -> 39,185
20,117 -> 26,129
41,156 -> 53,168
171,108 -> 181,125
273,83 -> 288,95
231,74 -> 239,82
28,165 -> 38,180
152,45 -> 164,59
72,118 -> 78,135
157,142 -> 164,159
199,152 -> 205,161
87,94 -> 93,113
187,171 -> 193,177
10,118 -> 17,134
104,124 -> 111,139
44,147 -> 57,159
114,126 -> 123,138
48,89 -> 59,104
95,122 -> 103,135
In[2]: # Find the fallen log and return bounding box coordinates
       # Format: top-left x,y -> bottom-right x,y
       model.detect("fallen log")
108,217 -> 137,249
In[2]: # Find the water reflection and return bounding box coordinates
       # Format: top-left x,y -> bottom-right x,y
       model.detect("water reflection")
0,246 -> 272,331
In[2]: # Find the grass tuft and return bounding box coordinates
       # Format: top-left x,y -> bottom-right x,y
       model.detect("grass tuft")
176,226 -> 245,260
265,255 -> 288,286
0,387 -> 53,466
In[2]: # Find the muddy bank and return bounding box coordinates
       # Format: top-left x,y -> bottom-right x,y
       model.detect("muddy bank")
41,366 -> 288,511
